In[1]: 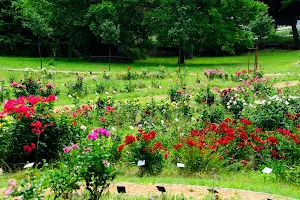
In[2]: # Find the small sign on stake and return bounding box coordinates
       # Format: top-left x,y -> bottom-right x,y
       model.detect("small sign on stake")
24,162 -> 35,169
262,167 -> 272,174
137,160 -> 145,166
177,163 -> 185,168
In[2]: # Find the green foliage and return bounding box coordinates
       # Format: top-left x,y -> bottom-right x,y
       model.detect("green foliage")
250,14 -> 275,43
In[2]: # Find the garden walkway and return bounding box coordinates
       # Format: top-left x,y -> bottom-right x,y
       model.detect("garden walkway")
0,182 -> 295,199
107,182 -> 294,199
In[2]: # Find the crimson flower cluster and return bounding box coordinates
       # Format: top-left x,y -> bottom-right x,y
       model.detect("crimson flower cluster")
1,95 -> 56,118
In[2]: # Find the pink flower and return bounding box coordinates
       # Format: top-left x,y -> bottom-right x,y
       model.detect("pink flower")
63,147 -> 71,153
102,160 -> 109,167
11,82 -> 18,87
93,128 -> 110,137
85,148 -> 91,152
23,145 -> 32,153
45,82 -> 54,88
8,179 -> 17,187
88,132 -> 99,140
71,144 -> 79,150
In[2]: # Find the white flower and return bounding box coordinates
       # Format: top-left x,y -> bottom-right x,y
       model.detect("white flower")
111,127 -> 116,131
129,126 -> 134,130
285,101 -> 289,105
161,120 -> 164,125
180,133 -> 185,137
91,75 -> 96,79
233,101 -> 237,105
105,91 -> 109,94
227,106 -> 231,109
68,95 -> 72,98
113,90 -> 117,94
175,118 -> 179,122
80,125 -> 87,131
159,86 -> 162,89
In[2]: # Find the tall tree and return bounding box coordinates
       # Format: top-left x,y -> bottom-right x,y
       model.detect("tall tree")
262,0 -> 300,49
150,0 -> 267,64
15,0 -> 53,68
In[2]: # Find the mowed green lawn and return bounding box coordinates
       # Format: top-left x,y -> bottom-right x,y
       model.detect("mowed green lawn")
0,49 -> 299,73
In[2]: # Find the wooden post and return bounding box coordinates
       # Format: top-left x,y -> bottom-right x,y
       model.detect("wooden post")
38,37 -> 42,69
109,45 -> 111,71
248,47 -> 259,71
247,49 -> 251,72
255,48 -> 259,70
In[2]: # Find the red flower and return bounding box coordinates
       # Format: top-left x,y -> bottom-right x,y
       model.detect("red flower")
240,118 -> 252,125
266,136 -> 278,146
23,145 -> 32,153
31,143 -> 36,149
118,144 -> 125,152
142,134 -> 152,141
253,145 -> 264,152
174,143 -> 183,150
240,160 -> 247,167
143,131 -> 156,141
148,131 -> 156,139
154,142 -> 163,149
190,130 -> 200,137
186,139 -> 196,146
270,150 -> 280,158
239,132 -> 248,140
124,135 -> 136,145
149,146 -> 153,152
127,66 -> 132,71
164,152 -> 170,159
100,117 -> 106,123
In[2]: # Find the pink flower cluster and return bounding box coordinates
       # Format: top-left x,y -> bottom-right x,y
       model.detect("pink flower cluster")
93,127 -> 110,137
204,69 -> 224,76
63,144 -> 79,153
87,128 -> 110,140
10,81 -> 26,89
1,95 -> 57,118
45,82 -> 54,88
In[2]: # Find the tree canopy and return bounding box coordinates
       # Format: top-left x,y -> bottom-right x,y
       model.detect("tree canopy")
0,0 -> 279,58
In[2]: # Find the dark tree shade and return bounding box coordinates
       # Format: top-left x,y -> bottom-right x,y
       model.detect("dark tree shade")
261,0 -> 300,49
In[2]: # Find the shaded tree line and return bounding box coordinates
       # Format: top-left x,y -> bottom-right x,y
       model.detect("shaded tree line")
1,0 -> 297,64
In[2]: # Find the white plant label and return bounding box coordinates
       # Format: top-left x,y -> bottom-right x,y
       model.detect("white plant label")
177,163 -> 185,168
262,167 -> 272,174
24,162 -> 35,169
137,160 -> 145,166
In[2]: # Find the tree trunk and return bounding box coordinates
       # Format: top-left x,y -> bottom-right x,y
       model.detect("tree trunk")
38,37 -> 42,69
292,22 -> 300,50
178,42 -> 185,66
109,45 -> 112,71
